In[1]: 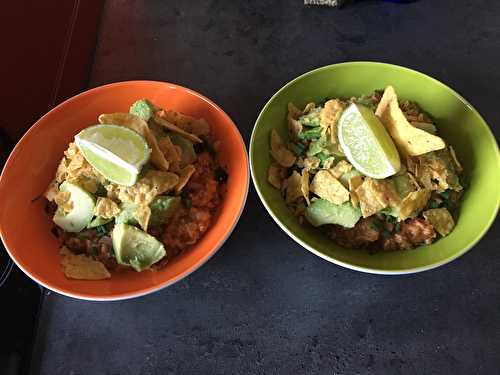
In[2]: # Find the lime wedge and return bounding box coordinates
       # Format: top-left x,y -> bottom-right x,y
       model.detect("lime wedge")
338,103 -> 401,179
75,125 -> 151,186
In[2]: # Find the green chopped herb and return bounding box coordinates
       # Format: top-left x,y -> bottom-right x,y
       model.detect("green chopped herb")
290,142 -> 306,157
429,201 -> 440,209
394,223 -> 401,232
95,225 -> 109,237
316,152 -> 329,163
440,190 -> 451,200
298,127 -> 322,141
370,220 -> 383,232
385,215 -> 397,223
214,167 -> 228,183
382,229 -> 392,238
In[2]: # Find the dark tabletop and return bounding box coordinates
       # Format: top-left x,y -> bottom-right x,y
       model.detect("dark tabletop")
32,1 -> 500,374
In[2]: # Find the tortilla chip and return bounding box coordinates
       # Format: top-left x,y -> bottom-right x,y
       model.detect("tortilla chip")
158,136 -> 182,165
423,208 -> 455,236
268,162 -> 285,189
330,160 -> 352,179
98,113 -> 169,171
448,145 -> 463,173
54,191 -> 73,213
270,129 -> 296,168
287,103 -> 303,140
95,197 -> 121,219
60,247 -> 111,280
134,204 -> 152,231
113,170 -> 179,206
414,149 -> 462,192
155,109 -> 210,136
44,179 -> 59,201
175,164 -> 196,194
399,189 -> 431,220
375,86 -> 445,156
301,169 -> 310,205
320,99 -> 344,144
153,114 -> 202,143
348,175 -> 363,207
310,170 -> 349,205
285,171 -> 303,203
355,178 -> 401,218
303,156 -> 320,171
303,102 -> 316,114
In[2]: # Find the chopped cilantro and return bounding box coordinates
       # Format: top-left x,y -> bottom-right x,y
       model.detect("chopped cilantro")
95,225 -> 109,237
440,190 -> 451,200
429,201 -> 441,209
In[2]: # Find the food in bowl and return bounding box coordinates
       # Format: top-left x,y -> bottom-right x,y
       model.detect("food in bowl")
267,85 -> 463,252
44,99 -> 228,280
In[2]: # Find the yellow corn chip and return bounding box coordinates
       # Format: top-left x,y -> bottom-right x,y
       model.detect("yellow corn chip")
330,160 -> 352,179
399,189 -> 431,220
287,102 -> 303,140
348,175 -> 363,208
158,136 -> 182,165
113,170 -> 179,206
95,197 -> 121,219
285,171 -> 303,203
156,109 -> 210,136
375,86 -> 445,156
414,150 -> 462,192
98,113 -> 169,171
303,156 -> 320,171
175,164 -> 196,194
320,99 -> 344,143
303,102 -> 316,114
44,179 -> 59,201
270,129 -> 296,168
267,162 -> 285,189
448,145 -> 463,173
301,169 -> 310,205
60,247 -> 111,280
55,191 -> 73,213
310,170 -> 349,205
134,204 -> 152,231
355,178 -> 400,218
423,208 -> 455,236
153,114 -> 202,143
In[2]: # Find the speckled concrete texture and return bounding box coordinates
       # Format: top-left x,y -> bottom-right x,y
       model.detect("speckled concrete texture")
32,1 -> 499,374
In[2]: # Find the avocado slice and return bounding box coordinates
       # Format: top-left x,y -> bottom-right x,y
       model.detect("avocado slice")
112,223 -> 166,271
114,202 -> 138,225
114,196 -> 180,227
53,182 -> 96,232
129,99 -> 157,122
170,133 -> 197,166
305,199 -> 361,228
149,196 -> 181,226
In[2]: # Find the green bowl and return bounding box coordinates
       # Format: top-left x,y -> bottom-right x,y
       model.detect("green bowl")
250,62 -> 500,274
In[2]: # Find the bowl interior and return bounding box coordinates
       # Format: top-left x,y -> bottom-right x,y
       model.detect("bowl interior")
0,81 -> 248,299
251,62 -> 499,274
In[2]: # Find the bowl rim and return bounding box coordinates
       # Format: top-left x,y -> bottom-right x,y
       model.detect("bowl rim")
250,61 -> 500,275
0,80 -> 249,300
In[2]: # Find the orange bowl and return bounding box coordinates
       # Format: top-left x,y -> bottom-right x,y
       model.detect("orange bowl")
0,81 -> 249,300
